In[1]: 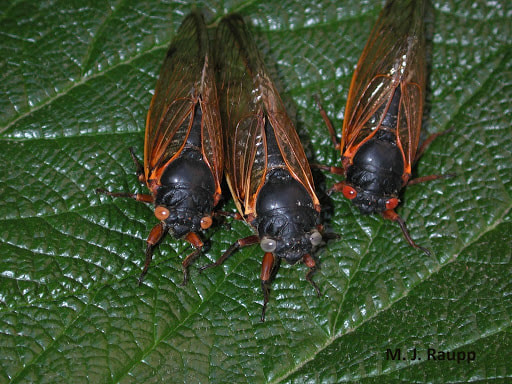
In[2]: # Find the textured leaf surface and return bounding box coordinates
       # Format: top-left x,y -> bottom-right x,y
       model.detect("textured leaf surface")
0,0 -> 510,383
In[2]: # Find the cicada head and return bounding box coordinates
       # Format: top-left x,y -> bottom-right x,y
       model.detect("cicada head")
258,219 -> 322,265
255,170 -> 321,265
153,151 -> 216,237
343,136 -> 404,215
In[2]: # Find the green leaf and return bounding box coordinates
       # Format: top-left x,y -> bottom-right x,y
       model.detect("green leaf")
1,0 -> 510,383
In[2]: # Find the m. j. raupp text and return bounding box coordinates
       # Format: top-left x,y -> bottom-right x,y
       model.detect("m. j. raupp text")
385,348 -> 476,363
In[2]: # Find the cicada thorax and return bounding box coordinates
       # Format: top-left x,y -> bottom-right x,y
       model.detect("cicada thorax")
151,104 -> 217,238
252,119 -> 321,265
342,86 -> 404,215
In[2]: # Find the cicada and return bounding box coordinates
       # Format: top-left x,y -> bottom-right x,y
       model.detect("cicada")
202,15 -> 323,321
318,0 -> 449,253
97,11 -> 223,284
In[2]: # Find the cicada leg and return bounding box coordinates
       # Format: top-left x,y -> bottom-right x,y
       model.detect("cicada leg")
310,96 -> 345,175
199,235 -> 260,272
96,148 -> 153,202
260,252 -> 281,322
382,209 -> 431,256
138,222 -> 168,285
96,189 -> 154,203
314,95 -> 341,150
180,232 -> 204,286
128,147 -> 146,184
302,254 -> 321,297
409,129 -> 456,185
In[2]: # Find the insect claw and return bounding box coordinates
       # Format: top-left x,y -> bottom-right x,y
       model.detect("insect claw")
138,243 -> 154,285
180,271 -> 189,286
198,264 -> 210,273
305,263 -> 321,297
260,280 -> 271,322
417,245 -> 432,257
393,214 -> 432,256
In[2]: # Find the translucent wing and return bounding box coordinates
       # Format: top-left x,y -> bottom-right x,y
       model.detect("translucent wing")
341,0 -> 426,173
199,51 -> 224,202
144,11 -> 223,198
217,15 -> 319,215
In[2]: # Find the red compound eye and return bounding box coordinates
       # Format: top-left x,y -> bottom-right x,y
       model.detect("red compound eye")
342,185 -> 357,200
385,198 -> 399,210
154,206 -> 170,221
200,216 -> 212,229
